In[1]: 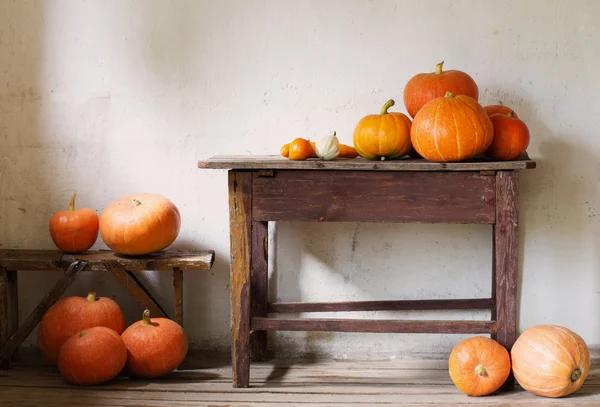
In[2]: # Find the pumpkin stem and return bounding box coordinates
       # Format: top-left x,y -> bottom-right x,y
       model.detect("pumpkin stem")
444,91 -> 456,99
142,309 -> 152,325
507,111 -> 515,118
571,368 -> 582,382
132,199 -> 142,207
435,61 -> 444,75
86,292 -> 97,302
380,156 -> 386,161
474,364 -> 488,376
79,330 -> 88,338
68,190 -> 77,211
380,99 -> 395,115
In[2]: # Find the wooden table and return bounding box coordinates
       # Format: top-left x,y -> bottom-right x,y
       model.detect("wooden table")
198,154 -> 536,388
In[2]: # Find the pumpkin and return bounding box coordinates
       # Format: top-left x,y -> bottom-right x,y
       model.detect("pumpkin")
58,326 -> 127,385
352,99 -> 412,161
484,104 -> 519,118
121,309 -> 188,378
288,138 -> 313,161
38,292 -> 125,364
314,132 -> 340,160
99,193 -> 181,255
486,111 -> 530,161
403,61 -> 479,118
511,325 -> 590,398
448,336 -> 511,397
49,191 -> 99,253
411,91 -> 493,162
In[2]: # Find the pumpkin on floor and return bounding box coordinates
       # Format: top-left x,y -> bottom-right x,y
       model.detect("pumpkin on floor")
352,99 -> 413,161
511,325 -> 590,398
58,326 -> 127,386
121,309 -> 188,378
403,61 -> 479,118
49,190 -> 99,253
99,193 -> 181,256
448,336 -> 511,397
484,104 -> 519,118
38,292 -> 125,364
486,111 -> 530,161
411,91 -> 493,162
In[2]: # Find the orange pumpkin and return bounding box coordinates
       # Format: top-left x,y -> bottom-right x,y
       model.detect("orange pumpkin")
448,336 -> 511,397
38,292 -> 125,364
49,191 -> 99,253
486,111 -> 530,161
411,91 -> 493,162
121,309 -> 188,378
288,138 -> 313,161
484,104 -> 519,118
352,99 -> 412,161
511,325 -> 590,398
403,61 -> 479,118
99,193 -> 181,255
58,326 -> 127,385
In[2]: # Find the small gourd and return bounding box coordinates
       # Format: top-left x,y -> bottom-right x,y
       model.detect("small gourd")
314,132 -> 340,160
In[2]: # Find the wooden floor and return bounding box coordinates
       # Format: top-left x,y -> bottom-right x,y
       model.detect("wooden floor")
1,358 -> 599,406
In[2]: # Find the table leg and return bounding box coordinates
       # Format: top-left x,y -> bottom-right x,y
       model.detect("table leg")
173,267 -> 183,326
494,170 -> 518,389
229,171 -> 252,388
0,268 -> 18,369
251,221 -> 269,361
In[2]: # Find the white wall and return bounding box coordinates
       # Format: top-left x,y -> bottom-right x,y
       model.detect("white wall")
1,0 -> 599,359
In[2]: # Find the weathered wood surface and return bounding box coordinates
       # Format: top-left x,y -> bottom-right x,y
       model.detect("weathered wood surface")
173,267 -> 183,326
228,171 -> 253,388
0,260 -> 88,367
252,171 -> 496,223
105,263 -> 168,319
251,317 -> 497,334
0,249 -> 214,272
250,221 -> 269,361
0,268 -> 18,368
198,152 -> 536,171
268,298 -> 494,313
3,360 -> 598,406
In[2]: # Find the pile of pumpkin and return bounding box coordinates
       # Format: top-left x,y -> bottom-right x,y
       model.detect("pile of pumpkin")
45,191 -> 187,385
449,325 -> 589,398
281,61 -> 530,163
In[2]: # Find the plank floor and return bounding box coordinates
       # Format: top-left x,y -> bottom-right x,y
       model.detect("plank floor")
1,358 -> 599,406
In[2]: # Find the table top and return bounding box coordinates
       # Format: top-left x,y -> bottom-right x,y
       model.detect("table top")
198,153 -> 536,172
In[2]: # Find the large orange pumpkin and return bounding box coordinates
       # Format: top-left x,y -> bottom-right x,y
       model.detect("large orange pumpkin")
58,326 -> 127,385
511,325 -> 590,398
486,111 -> 530,161
99,193 -> 181,255
484,104 -> 519,118
411,91 -> 493,162
403,61 -> 479,118
38,292 -> 125,364
49,191 -> 99,253
352,99 -> 412,161
448,336 -> 511,397
121,309 -> 188,378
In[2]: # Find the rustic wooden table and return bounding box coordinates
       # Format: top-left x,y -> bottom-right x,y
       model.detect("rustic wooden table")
198,154 -> 536,388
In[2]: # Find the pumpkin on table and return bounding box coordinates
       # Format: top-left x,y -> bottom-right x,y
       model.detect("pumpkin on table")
58,326 -> 127,386
49,190 -> 99,253
448,336 -> 511,397
38,292 -> 125,364
511,325 -> 590,398
121,309 -> 188,378
352,99 -> 413,161
411,91 -> 493,162
486,111 -> 530,161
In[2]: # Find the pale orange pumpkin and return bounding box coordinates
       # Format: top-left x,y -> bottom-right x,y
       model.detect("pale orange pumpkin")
448,336 -> 511,397
352,99 -> 412,160
99,193 -> 181,255
511,325 -> 590,398
411,91 -> 493,162
49,191 -> 99,253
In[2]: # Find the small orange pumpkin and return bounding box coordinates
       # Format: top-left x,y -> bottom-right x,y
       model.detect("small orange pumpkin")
288,138 -> 313,161
448,336 -> 511,397
49,191 -> 99,253
352,99 -> 412,161
484,104 -> 519,118
486,111 -> 530,161
411,91 -> 493,162
511,325 -> 590,398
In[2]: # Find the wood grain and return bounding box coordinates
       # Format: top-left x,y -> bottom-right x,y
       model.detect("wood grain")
252,317 -> 497,334
229,170 -> 253,388
251,221 -> 269,361
198,152 -> 536,171
252,170 -> 496,223
105,263 -> 167,319
268,298 -> 494,313
0,260 -> 88,367
173,267 -> 183,326
0,268 -> 18,368
0,249 -> 214,272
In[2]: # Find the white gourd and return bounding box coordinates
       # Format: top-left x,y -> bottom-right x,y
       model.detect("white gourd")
314,132 -> 340,160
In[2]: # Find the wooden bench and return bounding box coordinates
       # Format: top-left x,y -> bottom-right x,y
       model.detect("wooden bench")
0,249 -> 214,368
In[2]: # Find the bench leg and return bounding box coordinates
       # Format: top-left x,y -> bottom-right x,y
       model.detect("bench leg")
173,267 -> 183,326
251,221 -> 268,361
0,268 -> 18,369
494,171 -> 518,389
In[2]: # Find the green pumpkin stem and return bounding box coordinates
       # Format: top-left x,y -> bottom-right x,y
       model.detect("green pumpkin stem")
474,364 -> 487,376
444,91 -> 456,99
571,368 -> 582,382
380,99 -> 395,115
435,61 -> 444,75
68,190 -> 77,211
142,309 -> 152,325
380,156 -> 386,161
86,292 -> 97,302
